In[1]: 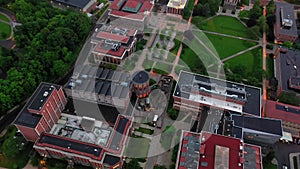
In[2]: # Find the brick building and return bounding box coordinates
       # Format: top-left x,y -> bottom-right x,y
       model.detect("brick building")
14,82 -> 67,142
176,131 -> 262,169
166,0 -> 188,15
265,100 -> 300,137
223,0 -> 240,10
108,0 -> 153,30
34,114 -> 132,169
274,49 -> 300,95
91,25 -> 137,65
274,2 -> 298,43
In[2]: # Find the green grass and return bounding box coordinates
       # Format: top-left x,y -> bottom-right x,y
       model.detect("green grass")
166,53 -> 176,63
180,45 -> 207,75
142,58 -> 154,70
135,127 -> 154,135
153,62 -> 172,74
263,163 -> 278,169
161,126 -> 176,150
238,10 -> 251,18
124,137 -> 150,158
225,47 -> 261,73
0,22 -> 11,40
0,13 -> 9,22
204,33 -> 257,59
170,39 -> 181,55
0,127 -> 32,169
198,15 -> 258,39
191,16 -> 208,28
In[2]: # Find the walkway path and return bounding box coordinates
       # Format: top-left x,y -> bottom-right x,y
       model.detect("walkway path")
221,45 -> 260,62
192,29 -> 259,43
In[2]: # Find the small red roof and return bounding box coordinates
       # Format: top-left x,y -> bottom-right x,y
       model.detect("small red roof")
265,100 -> 300,125
109,10 -> 145,20
94,42 -> 126,58
97,31 -> 130,43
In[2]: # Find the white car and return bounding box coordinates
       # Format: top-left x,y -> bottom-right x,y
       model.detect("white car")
282,165 -> 288,169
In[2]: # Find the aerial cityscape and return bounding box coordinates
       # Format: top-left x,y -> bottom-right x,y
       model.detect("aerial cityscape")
0,0 -> 300,169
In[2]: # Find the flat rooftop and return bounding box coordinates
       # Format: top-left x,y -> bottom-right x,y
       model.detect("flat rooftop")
66,65 -> 130,100
265,100 -> 300,125
54,0 -> 91,9
49,114 -> 112,147
232,115 -> 283,136
275,2 -> 298,37
167,0 -> 188,9
174,71 -> 261,116
177,131 -> 262,169
36,133 -> 103,159
14,82 -> 61,128
278,49 -> 300,92
93,42 -> 126,58
27,83 -> 61,111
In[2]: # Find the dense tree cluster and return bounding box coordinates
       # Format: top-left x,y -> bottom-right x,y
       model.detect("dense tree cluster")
0,0 -> 91,114
192,0 -> 219,17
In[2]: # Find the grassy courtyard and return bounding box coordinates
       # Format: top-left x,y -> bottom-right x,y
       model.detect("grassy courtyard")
0,13 -> 9,22
204,33 -> 258,59
124,137 -> 150,158
0,22 -> 11,40
225,47 -> 262,73
198,16 -> 258,39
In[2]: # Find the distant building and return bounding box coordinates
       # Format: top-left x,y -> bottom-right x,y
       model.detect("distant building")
166,0 -> 188,15
108,0 -> 154,30
34,113 -> 132,169
265,100 -> 300,137
223,0 -> 240,10
175,130 -> 262,169
65,65 -> 131,110
274,49 -> 300,95
274,2 -> 298,43
51,0 -> 98,13
91,25 -> 138,65
14,83 -> 67,142
173,71 -> 261,117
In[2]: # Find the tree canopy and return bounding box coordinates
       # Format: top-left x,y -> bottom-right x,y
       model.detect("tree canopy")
0,0 -> 91,115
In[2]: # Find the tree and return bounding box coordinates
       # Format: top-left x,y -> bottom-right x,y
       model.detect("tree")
258,15 -> 267,32
249,0 -> 262,20
124,159 -> 142,169
278,91 -> 300,106
154,165 -> 167,169
1,136 -> 23,158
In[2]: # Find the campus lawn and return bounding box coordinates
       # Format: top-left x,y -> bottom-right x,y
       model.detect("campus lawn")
180,45 -> 208,75
204,33 -> 257,59
142,58 -> 154,70
198,15 -> 258,39
153,62 -> 172,74
124,137 -> 150,158
0,13 -> 9,22
225,47 -> 262,72
191,16 -> 208,28
0,22 -> 11,40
